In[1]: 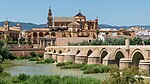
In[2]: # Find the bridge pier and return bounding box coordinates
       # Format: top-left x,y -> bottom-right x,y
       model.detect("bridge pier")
119,58 -> 131,70
52,53 -> 58,62
75,56 -> 87,64
57,53 -> 65,63
44,52 -> 53,60
75,51 -> 87,64
64,50 -> 76,62
102,54 -> 115,65
139,60 -> 150,74
88,57 -> 99,64
88,52 -> 99,64
64,54 -> 75,62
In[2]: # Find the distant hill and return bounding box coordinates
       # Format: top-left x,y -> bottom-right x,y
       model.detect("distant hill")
0,21 -> 149,30
99,24 -> 150,30
0,21 -> 46,30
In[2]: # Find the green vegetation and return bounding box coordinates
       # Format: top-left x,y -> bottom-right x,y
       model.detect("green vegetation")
56,62 -> 110,74
36,58 -> 55,64
144,38 -> 150,45
68,37 -> 150,46
27,52 -> 43,61
0,41 -> 15,63
0,65 -> 4,73
8,40 -> 32,44
16,55 -> 30,60
68,39 -> 103,46
15,52 -> 43,61
0,73 -> 101,84
102,65 -> 148,84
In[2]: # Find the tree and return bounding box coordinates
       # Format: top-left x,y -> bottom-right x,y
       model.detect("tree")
0,41 -> 4,49
30,52 -> 36,58
130,37 -> 142,45
113,38 -> 125,45
0,55 -> 3,63
144,38 -> 150,45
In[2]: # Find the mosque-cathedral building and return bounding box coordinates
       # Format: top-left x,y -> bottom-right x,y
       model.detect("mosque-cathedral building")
25,8 -> 99,47
0,20 -> 21,41
0,8 -> 141,48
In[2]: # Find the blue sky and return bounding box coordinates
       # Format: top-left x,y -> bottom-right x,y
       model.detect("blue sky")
0,0 -> 150,26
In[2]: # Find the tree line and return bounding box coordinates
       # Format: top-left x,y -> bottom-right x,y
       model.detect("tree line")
68,37 -> 150,46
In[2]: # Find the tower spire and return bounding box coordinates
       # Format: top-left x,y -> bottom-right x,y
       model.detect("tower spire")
79,10 -> 81,13
6,17 -> 7,21
47,7 -> 53,27
49,6 -> 51,10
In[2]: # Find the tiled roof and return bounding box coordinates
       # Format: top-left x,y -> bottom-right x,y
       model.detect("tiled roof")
54,17 -> 74,22
68,20 -> 80,26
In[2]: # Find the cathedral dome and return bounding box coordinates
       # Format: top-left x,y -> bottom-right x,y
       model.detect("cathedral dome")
16,23 -> 21,27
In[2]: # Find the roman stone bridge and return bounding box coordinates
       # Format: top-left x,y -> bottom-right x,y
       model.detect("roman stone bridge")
44,39 -> 150,73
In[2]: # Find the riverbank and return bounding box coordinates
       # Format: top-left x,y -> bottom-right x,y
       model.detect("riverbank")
2,60 -> 150,83
3,60 -> 109,80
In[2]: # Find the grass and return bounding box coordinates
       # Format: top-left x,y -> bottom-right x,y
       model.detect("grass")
36,58 -> 55,64
0,73 -> 102,84
56,62 -> 111,74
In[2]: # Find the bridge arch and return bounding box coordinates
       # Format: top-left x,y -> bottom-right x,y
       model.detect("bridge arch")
99,48 -> 108,64
113,48 -> 125,66
76,50 -> 80,55
53,50 -> 56,53
131,49 -> 144,66
87,50 -> 93,57
59,50 -> 62,54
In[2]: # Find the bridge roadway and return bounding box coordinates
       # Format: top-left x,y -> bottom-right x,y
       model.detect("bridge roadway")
44,45 -> 150,73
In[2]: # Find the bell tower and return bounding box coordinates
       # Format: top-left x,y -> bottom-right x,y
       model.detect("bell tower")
3,18 -> 9,31
47,7 -> 53,27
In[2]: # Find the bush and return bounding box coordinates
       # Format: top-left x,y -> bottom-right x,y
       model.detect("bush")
80,65 -> 88,70
56,62 -> 111,74
29,57 -> 39,61
37,53 -> 43,58
0,65 -> 4,73
102,66 -> 146,84
18,73 -> 30,81
82,64 -> 110,74
60,63 -> 83,69
36,58 -> 54,64
56,63 -> 66,67
13,41 -> 18,44
44,58 -> 55,63
0,55 -> 3,63
0,72 -> 10,77
11,76 -> 21,83
29,52 -> 36,58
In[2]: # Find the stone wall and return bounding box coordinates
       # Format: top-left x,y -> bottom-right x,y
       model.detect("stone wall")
56,37 -> 93,46
10,48 -> 45,56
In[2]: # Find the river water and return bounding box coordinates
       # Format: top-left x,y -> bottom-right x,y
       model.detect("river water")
5,60 -> 109,80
